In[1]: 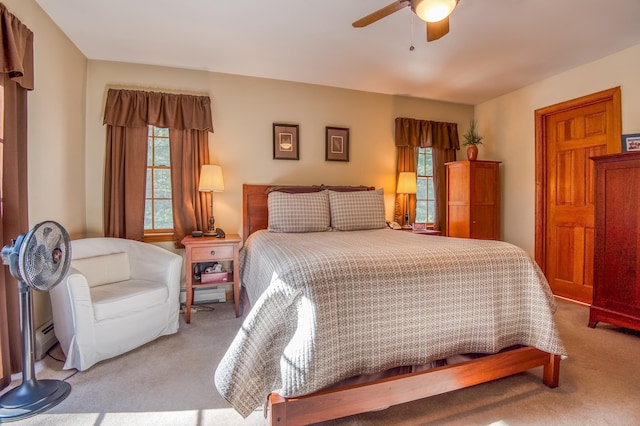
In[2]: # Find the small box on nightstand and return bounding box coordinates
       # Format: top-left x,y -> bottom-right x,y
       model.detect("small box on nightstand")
200,271 -> 229,284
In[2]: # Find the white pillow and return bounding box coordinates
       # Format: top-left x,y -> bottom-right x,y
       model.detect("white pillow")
71,252 -> 130,288
268,190 -> 331,233
329,188 -> 386,231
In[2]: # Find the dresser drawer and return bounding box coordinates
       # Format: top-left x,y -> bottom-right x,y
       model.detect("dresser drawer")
191,245 -> 234,261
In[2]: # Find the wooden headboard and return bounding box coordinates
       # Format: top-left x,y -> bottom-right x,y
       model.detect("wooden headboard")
242,184 -> 374,242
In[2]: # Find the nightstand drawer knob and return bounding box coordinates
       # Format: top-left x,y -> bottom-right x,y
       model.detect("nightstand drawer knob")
210,250 -> 216,256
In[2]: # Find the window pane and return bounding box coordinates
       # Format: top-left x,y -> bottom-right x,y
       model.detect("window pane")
147,137 -> 153,164
154,200 -> 173,229
153,169 -> 172,198
154,127 -> 169,137
417,151 -> 426,176
425,151 -> 433,176
416,176 -> 427,199
154,138 -> 170,166
144,200 -> 152,229
145,169 -> 152,198
427,177 -> 435,199
416,200 -> 426,223
427,201 -> 435,224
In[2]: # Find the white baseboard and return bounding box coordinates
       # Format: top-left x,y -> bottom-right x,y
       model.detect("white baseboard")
35,320 -> 57,360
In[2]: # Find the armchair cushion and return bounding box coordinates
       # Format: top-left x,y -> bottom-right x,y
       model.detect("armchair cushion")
90,279 -> 168,321
71,252 -> 130,288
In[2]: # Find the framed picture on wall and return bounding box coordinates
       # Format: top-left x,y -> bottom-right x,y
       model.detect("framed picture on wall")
273,123 -> 299,160
622,133 -> 640,152
325,126 -> 349,162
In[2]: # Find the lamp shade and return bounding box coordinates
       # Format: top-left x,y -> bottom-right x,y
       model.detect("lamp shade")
397,172 -> 417,194
198,165 -> 224,192
410,0 -> 457,23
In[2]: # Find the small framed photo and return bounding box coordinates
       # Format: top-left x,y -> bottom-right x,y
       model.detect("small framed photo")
622,133 -> 640,152
325,126 -> 349,162
273,123 -> 299,160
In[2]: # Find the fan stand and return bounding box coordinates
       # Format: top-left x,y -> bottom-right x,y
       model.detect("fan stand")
0,282 -> 70,422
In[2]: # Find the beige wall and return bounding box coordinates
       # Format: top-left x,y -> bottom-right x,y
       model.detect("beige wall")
3,0 -> 87,326
475,43 -> 640,257
85,61 -> 474,238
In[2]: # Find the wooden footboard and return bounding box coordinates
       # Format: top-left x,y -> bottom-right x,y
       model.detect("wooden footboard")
268,346 -> 560,425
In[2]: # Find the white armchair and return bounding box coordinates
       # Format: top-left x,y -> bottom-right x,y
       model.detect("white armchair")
50,237 -> 182,371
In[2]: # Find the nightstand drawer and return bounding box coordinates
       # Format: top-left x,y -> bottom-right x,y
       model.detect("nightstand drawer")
192,245 -> 234,261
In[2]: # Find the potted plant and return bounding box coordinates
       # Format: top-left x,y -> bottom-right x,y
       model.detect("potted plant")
462,119 -> 483,161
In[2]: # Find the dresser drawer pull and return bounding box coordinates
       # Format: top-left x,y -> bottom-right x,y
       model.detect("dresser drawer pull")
210,250 -> 215,256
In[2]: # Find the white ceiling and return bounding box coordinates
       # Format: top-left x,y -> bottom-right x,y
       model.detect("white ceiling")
35,0 -> 640,105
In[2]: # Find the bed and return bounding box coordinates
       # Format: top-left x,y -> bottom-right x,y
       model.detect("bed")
214,184 -> 566,425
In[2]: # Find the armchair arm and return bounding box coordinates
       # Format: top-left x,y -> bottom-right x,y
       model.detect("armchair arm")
124,241 -> 182,308
49,269 -> 96,358
126,243 -> 181,284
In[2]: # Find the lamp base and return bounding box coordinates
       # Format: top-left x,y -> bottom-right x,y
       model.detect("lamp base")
204,215 -> 216,236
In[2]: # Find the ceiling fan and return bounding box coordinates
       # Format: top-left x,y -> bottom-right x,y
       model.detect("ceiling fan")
352,0 -> 460,42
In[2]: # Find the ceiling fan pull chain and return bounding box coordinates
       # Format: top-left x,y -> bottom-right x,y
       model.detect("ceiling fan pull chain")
409,10 -> 415,51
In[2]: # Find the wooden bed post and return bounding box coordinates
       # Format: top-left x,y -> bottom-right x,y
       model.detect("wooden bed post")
543,353 -> 561,388
268,394 -> 287,425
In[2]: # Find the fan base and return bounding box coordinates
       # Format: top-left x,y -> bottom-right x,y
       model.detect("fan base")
0,379 -> 71,422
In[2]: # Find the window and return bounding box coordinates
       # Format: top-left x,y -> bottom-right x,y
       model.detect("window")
144,126 -> 173,236
416,147 -> 435,225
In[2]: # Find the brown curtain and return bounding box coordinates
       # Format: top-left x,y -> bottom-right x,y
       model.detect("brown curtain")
169,129 -> 210,247
103,89 -> 213,244
394,117 -> 459,231
0,2 -> 34,387
103,126 -> 147,240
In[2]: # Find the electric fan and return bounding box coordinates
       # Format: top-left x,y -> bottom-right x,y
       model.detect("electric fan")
0,221 -> 71,422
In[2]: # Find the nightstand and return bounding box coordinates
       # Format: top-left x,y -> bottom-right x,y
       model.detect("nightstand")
181,234 -> 242,323
393,228 -> 441,236
412,229 -> 441,236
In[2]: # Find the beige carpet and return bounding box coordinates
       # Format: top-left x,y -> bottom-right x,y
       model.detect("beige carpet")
2,299 -> 640,425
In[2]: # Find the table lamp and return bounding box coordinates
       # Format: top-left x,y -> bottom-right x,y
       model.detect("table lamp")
396,172 -> 417,228
198,165 -> 224,236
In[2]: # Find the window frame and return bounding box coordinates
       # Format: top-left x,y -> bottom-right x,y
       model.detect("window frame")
144,125 -> 173,242
415,147 -> 436,228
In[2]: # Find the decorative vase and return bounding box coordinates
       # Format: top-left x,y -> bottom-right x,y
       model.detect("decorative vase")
467,145 -> 478,161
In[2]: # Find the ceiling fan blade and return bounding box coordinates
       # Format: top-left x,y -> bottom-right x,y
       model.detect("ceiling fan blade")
426,17 -> 450,42
352,1 -> 409,28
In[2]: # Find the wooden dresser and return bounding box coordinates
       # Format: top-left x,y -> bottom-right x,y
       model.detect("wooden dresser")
589,152 -> 640,331
445,160 -> 501,240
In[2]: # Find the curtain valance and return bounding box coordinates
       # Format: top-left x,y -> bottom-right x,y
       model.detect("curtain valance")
0,3 -> 34,90
103,88 -> 214,131
394,117 -> 459,150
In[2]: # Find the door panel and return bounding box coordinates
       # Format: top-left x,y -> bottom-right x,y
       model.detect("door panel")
536,88 -> 621,304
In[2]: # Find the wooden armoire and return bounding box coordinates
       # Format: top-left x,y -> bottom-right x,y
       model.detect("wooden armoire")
445,160 -> 501,240
589,152 -> 640,331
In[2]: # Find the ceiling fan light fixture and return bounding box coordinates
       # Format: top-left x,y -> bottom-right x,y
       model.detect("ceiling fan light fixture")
411,0 -> 457,23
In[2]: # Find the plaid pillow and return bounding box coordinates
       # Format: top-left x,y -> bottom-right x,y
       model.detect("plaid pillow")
329,188 -> 386,231
268,190 -> 331,233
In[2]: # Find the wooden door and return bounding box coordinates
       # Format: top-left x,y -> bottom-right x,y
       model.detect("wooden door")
535,88 -> 621,304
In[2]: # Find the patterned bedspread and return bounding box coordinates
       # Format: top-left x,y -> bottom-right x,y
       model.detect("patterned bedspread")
214,229 -> 566,417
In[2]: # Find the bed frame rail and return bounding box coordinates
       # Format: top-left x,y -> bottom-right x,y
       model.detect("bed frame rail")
269,346 -> 560,425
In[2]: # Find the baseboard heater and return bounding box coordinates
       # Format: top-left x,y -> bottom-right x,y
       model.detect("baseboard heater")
179,286 -> 227,304
35,319 -> 58,361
